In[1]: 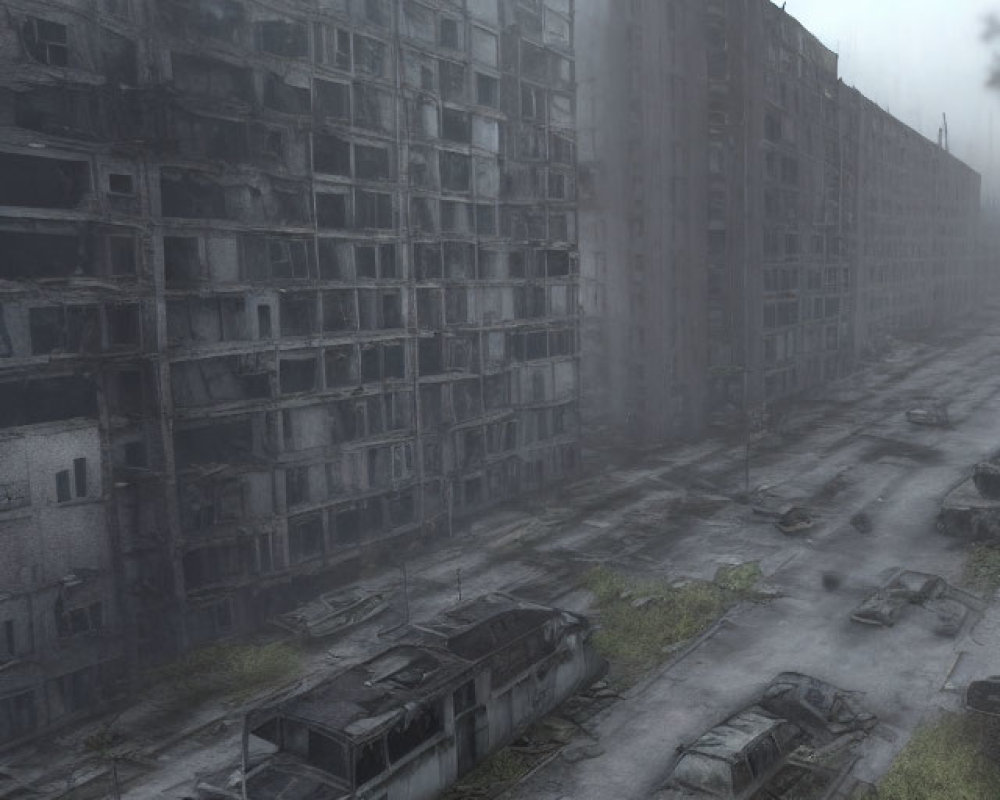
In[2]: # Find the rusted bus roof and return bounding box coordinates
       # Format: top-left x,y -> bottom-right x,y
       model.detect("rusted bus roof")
252,594 -> 579,741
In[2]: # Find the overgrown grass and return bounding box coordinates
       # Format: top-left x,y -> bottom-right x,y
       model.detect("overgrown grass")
962,543 -> 1000,596
879,712 -> 1000,800
584,562 -> 764,687
154,642 -> 302,706
442,748 -> 537,798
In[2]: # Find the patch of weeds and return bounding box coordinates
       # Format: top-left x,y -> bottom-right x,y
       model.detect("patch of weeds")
879,712 -> 1000,800
154,642 -> 301,706
963,543 -> 1000,596
443,748 -> 536,798
583,563 -> 764,688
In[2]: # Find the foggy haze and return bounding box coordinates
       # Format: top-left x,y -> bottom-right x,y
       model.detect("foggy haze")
787,0 -> 1000,200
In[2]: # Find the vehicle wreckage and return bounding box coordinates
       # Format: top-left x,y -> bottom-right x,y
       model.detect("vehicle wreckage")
270,588 -> 389,639
192,593 -> 606,800
938,460 -> 1000,540
653,672 -> 877,800
850,570 -> 985,636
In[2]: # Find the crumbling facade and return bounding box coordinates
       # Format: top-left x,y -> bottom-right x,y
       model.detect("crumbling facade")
0,0 -> 578,749
577,0 -> 708,443
578,0 -> 991,441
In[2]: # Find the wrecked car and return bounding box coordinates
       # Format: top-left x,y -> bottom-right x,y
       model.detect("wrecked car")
271,588 -> 389,639
653,674 -> 876,799
905,407 -> 949,428
775,507 -> 814,536
194,594 -> 606,800
850,570 -> 984,636
965,676 -> 1000,717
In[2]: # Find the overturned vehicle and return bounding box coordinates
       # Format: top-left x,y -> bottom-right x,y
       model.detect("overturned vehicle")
653,672 -> 877,800
194,594 -> 606,800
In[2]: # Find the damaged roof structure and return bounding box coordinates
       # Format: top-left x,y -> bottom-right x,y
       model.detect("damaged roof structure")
195,594 -> 605,799
0,0 -> 579,750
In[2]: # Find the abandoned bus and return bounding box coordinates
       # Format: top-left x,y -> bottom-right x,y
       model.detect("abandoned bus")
195,593 -> 605,800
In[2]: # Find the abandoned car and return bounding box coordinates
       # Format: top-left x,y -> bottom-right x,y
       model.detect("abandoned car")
271,588 -> 389,639
938,462 -> 1000,540
849,570 -> 984,636
653,673 -> 877,800
965,676 -> 1000,717
193,594 -> 606,800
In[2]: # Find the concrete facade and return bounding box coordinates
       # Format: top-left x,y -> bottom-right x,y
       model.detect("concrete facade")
0,0 -> 578,749
579,0 -> 991,441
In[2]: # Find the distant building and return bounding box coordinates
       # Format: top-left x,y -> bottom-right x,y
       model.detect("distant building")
0,0 -> 578,749
578,0 -> 990,443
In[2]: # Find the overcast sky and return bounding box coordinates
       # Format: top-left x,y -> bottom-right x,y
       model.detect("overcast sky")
784,0 -> 1000,199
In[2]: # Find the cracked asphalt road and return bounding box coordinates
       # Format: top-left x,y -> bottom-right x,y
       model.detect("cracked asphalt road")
13,314 -> 1000,800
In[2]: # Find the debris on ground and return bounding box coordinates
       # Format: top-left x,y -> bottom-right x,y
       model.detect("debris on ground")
850,512 -> 873,534
776,506 -> 814,535
270,587 -> 389,639
850,570 -> 986,636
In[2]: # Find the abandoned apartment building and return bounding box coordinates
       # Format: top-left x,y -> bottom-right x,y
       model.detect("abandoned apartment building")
0,0 -> 579,748
577,0 -> 988,442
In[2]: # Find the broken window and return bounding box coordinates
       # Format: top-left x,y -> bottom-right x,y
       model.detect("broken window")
0,154 -> 89,209
354,84 -> 391,132
160,169 -> 227,219
440,152 -> 471,192
280,294 -> 317,338
107,304 -> 140,348
256,19 -> 308,58
387,700 -> 444,762
22,17 -> 68,67
55,599 -> 103,637
355,145 -> 390,181
354,35 -> 387,77
315,79 -> 350,121
318,25 -> 351,69
280,357 -> 317,394
441,108 -> 470,143
354,190 -> 393,229
414,243 -> 442,280
419,337 -> 443,376
417,289 -> 442,329
29,306 -> 100,355
264,73 -> 310,114
171,53 -> 254,104
323,290 -> 356,331
439,60 -> 467,102
381,291 -> 403,328
318,239 -> 353,280
314,134 -> 351,176
476,73 -> 499,107
380,244 -> 397,279
316,192 -> 349,229
355,245 -> 377,279
326,345 -> 357,387
285,466 -> 310,508
108,235 -> 136,276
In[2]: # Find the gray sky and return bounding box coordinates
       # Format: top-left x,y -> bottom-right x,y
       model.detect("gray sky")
785,0 -> 1000,199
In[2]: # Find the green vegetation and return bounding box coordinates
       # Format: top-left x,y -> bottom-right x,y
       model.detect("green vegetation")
443,748 -> 539,799
879,712 -> 1000,800
154,641 -> 302,705
962,543 -> 1000,596
583,562 -> 764,687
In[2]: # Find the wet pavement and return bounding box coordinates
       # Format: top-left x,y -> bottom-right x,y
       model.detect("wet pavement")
6,312 -> 1000,799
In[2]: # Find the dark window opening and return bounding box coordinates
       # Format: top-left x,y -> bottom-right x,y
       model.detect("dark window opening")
56,469 -> 71,502
288,514 -> 323,563
326,345 -> 356,387
280,358 -> 317,394
73,457 -> 87,497
22,17 -> 68,66
379,244 -> 397,279
356,245 -> 377,279
255,20 -> 307,58
314,134 -> 351,176
257,305 -> 272,338
317,193 -> 349,229
476,73 -> 498,107
109,236 -> 136,276
323,290 -> 356,332
108,174 -> 134,194
315,79 -> 349,120
355,738 -> 386,786
354,190 -> 392,229
441,108 -> 470,143
440,18 -> 459,49
0,153 -> 89,209
355,145 -> 390,181
107,305 -> 140,347
387,702 -> 444,762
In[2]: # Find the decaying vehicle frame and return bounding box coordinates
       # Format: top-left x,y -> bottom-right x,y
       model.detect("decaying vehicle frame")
653,673 -> 877,800
850,569 -> 985,636
194,593 -> 606,800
